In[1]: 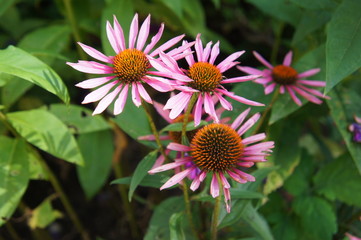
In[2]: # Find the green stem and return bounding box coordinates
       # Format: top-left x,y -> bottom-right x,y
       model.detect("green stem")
210,193 -> 221,240
142,101 -> 167,160
251,90 -> 279,135
0,112 -> 89,240
63,0 -> 88,60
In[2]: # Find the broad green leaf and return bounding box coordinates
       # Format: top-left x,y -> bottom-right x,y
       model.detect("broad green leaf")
241,203 -> 274,240
129,150 -> 158,201
326,0 -> 361,92
263,121 -> 301,195
49,104 -> 110,134
28,197 -> 62,229
101,0 -> 134,56
292,10 -> 331,45
160,121 -> 207,133
28,150 -> 47,180
1,73 -> 33,109
0,46 -> 69,103
230,189 -> 264,199
246,0 -> 302,26
182,0 -> 206,36
113,99 -> 155,148
159,0 -> 183,18
144,197 -> 185,240
111,174 -> 164,188
77,130 -> 114,199
314,154 -> 361,207
7,109 -> 84,165
0,0 -> 15,17
169,212 -> 186,240
17,24 -> 70,68
270,45 -> 326,124
290,0 -> 337,10
293,196 -> 337,240
0,137 -> 29,226
327,88 -> 361,173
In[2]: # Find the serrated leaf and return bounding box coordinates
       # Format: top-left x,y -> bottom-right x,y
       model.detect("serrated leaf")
314,154 -> 361,207
144,196 -> 185,240
0,137 -> 30,226
326,0 -> 361,92
7,109 -> 84,165
129,150 -> 158,201
293,196 -> 337,240
29,197 -> 62,229
77,130 -> 114,199
327,88 -> 361,173
0,46 -> 69,103
49,104 -> 110,134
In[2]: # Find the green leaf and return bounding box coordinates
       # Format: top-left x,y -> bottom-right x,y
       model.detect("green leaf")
7,109 -> 84,165
0,137 -> 30,226
314,154 -> 361,207
111,174 -> 164,188
28,197 -> 62,229
28,150 -> 47,180
326,0 -> 361,92
230,189 -> 264,199
129,150 -> 158,201
293,196 -> 337,240
0,0 -> 15,17
159,0 -> 183,18
0,46 -> 69,103
49,104 -> 110,134
101,0 -> 134,56
144,196 -> 185,240
1,74 -> 33,109
246,0 -> 302,26
160,121 -> 207,133
77,130 -> 114,199
290,0 -> 337,10
169,212 -> 186,240
326,88 -> 361,173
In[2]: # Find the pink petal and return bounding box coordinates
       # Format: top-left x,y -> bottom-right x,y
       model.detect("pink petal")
279,85 -> 285,94
143,77 -> 173,92
209,41 -> 220,65
113,16 -> 126,51
244,141 -> 275,152
138,134 -> 170,141
227,170 -> 247,184
214,92 -> 232,111
160,167 -> 195,190
66,61 -> 113,74
233,168 -> 255,182
106,21 -> 120,53
82,81 -> 117,104
167,41 -> 195,59
184,41 -> 195,66
92,85 -> 122,115
136,82 -> 152,104
210,173 -> 220,198
131,82 -> 141,107
167,142 -> 191,152
190,177 -> 201,191
202,41 -> 213,62
237,113 -> 261,136
240,156 -> 267,162
253,51 -> 273,69
254,77 -> 272,85
218,89 -> 264,106
114,84 -> 128,115
78,42 -> 112,63
217,51 -> 244,72
221,75 -> 259,84
129,13 -> 139,49
75,76 -> 115,89
292,86 -> 323,104
297,79 -> 326,87
153,101 -> 172,123
136,14 -> 150,50
237,66 -> 264,76
297,85 -> 330,100
204,93 -> 219,123
286,86 -> 302,106
193,94 -> 203,127
219,172 -> 230,188
282,51 -> 293,66
242,133 -> 266,145
159,52 -> 183,74
150,34 -> 185,57
265,83 -> 277,95
194,34 -> 203,62
297,68 -> 320,78
231,108 -> 251,129
144,23 -> 164,54
237,162 -> 255,167
148,159 -> 190,174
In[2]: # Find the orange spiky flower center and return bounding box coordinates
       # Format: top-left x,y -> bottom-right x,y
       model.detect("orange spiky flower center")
271,65 -> 298,85
113,49 -> 150,84
187,62 -> 222,92
169,115 -> 198,144
190,123 -> 244,171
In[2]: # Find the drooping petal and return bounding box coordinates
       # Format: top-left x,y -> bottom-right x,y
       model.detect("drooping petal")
143,77 -> 174,92
282,51 -> 293,66
131,82 -> 142,107
153,102 -> 172,123
66,61 -> 113,74
210,173 -> 220,198
297,84 -> 330,99
148,159 -> 190,174
76,76 -> 115,89
204,93 -> 219,123
82,81 -> 117,104
214,92 -> 232,111
227,170 -> 247,184
136,82 -> 152,104
92,85 -> 122,115
128,13 -> 139,49
193,94 -> 203,127
167,142 -> 192,152
233,168 -> 256,182
218,89 -> 264,106
160,167 -> 195,190
136,14 -> 150,50
297,68 -> 320,78
114,84 -> 128,115
286,86 -> 302,106
253,51 -> 273,69
78,42 -> 112,63
219,172 -> 230,188
297,79 -> 326,87
292,86 -> 323,104
265,83 -> 277,95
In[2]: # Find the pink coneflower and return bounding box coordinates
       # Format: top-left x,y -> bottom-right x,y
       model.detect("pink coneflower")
151,34 -> 263,126
148,108 -> 274,212
67,14 -> 189,115
238,51 -> 329,106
